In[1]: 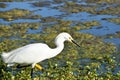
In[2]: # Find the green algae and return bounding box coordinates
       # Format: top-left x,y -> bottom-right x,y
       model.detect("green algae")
32,1 -> 51,7
0,0 -> 13,2
60,1 -> 97,13
100,31 -> 120,39
58,0 -> 120,16
0,9 -> 41,21
41,17 -> 58,23
96,5 -> 120,15
0,39 -> 29,52
0,22 -> 41,41
0,25 -> 12,37
0,3 -> 6,8
107,18 -> 120,25
0,9 -> 30,21
86,0 -> 120,4
73,20 -> 100,30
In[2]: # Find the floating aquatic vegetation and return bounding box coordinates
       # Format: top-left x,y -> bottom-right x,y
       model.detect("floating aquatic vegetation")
0,3 -> 6,8
0,39 -> 29,52
99,31 -> 120,39
0,9 -> 30,21
0,25 -> 12,37
0,9 -> 41,21
0,22 -> 41,39
96,5 -> 120,15
86,0 -> 120,4
115,32 -> 120,38
0,0 -> 13,2
73,20 -> 100,30
32,1 -> 51,7
11,22 -> 41,30
41,16 -> 58,22
107,18 -> 120,25
58,0 -> 120,15
60,1 -> 97,13
82,21 -> 100,27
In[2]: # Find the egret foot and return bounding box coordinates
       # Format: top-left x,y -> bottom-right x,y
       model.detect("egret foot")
31,64 -> 43,79
35,64 -> 43,70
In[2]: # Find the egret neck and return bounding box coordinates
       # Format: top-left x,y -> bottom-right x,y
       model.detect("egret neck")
50,36 -> 65,58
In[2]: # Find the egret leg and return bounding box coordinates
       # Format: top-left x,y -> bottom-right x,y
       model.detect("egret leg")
31,68 -> 34,78
30,63 -> 43,78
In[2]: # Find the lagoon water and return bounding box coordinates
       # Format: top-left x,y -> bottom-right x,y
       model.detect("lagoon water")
0,1 -> 120,46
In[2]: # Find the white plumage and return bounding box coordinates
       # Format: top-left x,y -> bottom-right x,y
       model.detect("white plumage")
3,43 -> 50,63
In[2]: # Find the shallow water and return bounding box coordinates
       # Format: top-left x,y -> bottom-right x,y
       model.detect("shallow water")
0,18 -> 41,25
80,20 -> 120,36
63,12 -> 118,22
34,7 -> 64,17
63,11 -> 120,46
0,1 -> 39,11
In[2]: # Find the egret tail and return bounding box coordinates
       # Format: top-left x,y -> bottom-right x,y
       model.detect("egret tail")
1,52 -> 9,63
1,52 -> 15,67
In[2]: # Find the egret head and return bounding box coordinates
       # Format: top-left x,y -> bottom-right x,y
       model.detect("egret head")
58,32 -> 80,47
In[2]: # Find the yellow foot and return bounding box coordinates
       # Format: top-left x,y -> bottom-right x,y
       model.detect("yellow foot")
35,64 -> 43,70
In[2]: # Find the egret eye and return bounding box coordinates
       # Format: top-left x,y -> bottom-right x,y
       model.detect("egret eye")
69,37 -> 73,41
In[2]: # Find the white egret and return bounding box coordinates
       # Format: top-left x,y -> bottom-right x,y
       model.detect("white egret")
1,32 -> 80,78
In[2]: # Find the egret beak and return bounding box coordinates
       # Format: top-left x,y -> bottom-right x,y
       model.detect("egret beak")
72,40 -> 80,47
